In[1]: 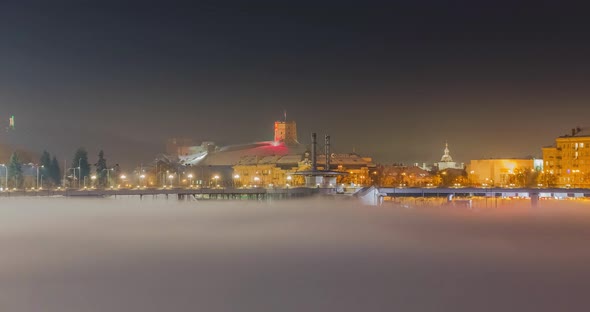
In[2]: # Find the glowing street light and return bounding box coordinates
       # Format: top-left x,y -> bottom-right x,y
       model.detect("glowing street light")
119,174 -> 127,188
91,175 -> 97,188
233,174 -> 240,188
34,164 -> 44,190
286,175 -> 292,188
168,174 -> 174,187
0,164 -> 8,191
187,173 -> 193,187
102,168 -> 115,189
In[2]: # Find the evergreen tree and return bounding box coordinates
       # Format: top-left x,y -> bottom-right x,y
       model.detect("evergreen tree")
39,150 -> 51,183
50,156 -> 62,186
8,152 -> 23,189
95,150 -> 107,187
72,148 -> 91,187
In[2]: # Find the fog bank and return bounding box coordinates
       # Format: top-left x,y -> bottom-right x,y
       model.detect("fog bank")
1,197 -> 590,311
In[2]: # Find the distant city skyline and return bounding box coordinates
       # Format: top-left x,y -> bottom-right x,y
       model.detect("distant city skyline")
0,116 -> 564,168
1,1 -> 589,167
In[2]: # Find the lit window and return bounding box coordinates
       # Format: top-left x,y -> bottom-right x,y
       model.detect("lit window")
581,143 -> 585,148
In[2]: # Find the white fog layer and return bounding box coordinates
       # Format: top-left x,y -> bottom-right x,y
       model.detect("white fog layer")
1,197 -> 590,311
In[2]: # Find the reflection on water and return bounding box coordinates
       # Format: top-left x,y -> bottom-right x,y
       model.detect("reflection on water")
1,197 -> 590,312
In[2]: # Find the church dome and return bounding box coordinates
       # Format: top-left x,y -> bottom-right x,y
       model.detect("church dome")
440,142 -> 453,162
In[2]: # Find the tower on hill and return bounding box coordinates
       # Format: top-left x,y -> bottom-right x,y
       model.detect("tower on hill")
274,120 -> 298,145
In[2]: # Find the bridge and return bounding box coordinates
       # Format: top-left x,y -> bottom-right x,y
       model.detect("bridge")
3,186 -> 590,206
355,187 -> 590,206
376,187 -> 590,197
0,187 -> 321,200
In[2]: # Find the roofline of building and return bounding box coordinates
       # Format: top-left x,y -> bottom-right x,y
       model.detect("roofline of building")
470,157 -> 538,160
556,135 -> 590,139
292,170 -> 347,176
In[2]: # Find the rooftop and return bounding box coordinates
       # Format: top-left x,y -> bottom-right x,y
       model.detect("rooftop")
557,126 -> 590,138
181,141 -> 307,167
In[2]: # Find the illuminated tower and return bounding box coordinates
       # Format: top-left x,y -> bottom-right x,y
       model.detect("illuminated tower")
437,142 -> 463,170
274,120 -> 298,145
440,142 -> 453,162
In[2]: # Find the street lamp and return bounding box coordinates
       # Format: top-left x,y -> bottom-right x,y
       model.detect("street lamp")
0,164 -> 7,191
168,174 -> 174,187
91,175 -> 97,188
187,174 -> 193,187
78,158 -> 82,189
233,174 -> 240,188
140,174 -> 145,188
68,167 -> 79,188
213,175 -> 220,188
286,175 -> 292,188
120,174 -> 127,188
35,164 -> 44,190
102,168 -> 114,189
253,176 -> 260,187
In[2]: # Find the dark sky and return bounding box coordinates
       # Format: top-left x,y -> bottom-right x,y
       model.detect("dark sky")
1,0 -> 589,168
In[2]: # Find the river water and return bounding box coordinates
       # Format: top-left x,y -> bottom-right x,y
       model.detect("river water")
1,197 -> 590,311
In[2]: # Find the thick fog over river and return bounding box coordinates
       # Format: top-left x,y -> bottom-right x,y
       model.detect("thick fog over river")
2,197 -> 590,311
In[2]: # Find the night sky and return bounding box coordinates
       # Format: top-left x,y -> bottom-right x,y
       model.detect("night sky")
1,1 -> 589,168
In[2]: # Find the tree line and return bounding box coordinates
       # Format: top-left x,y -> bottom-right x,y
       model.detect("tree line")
2,151 -> 61,189
2,148 -> 116,189
68,148 -> 116,188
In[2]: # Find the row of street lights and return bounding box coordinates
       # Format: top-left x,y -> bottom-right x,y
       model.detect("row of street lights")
0,163 -> 44,190
0,165 -> 293,190
4,173 -> 288,191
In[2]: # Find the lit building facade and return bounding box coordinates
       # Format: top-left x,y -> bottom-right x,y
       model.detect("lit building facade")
164,118 -> 376,188
468,158 -> 537,187
232,153 -> 375,187
542,127 -> 590,187
232,155 -> 306,187
318,154 -> 376,187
